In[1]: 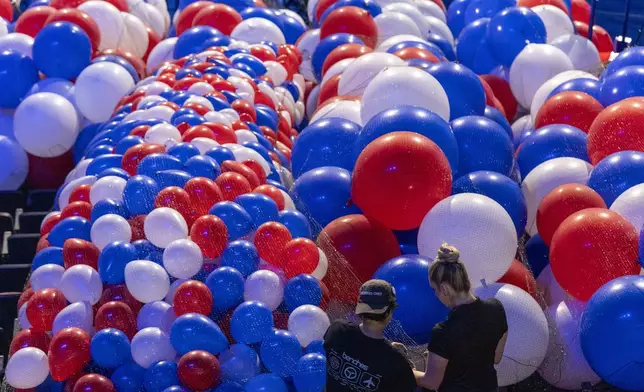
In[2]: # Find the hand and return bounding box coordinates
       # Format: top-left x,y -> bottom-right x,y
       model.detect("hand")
391,342 -> 416,370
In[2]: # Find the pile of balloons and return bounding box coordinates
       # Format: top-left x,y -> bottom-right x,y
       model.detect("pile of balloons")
3,0 -> 644,390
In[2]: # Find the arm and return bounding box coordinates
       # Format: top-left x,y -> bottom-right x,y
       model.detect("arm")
413,351 -> 448,391
494,332 -> 508,365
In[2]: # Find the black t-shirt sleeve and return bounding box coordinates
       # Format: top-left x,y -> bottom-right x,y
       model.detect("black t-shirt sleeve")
427,323 -> 452,360
397,356 -> 417,392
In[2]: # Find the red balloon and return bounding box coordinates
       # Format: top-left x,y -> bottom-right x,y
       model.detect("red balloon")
320,6 -> 377,48
26,289 -> 67,332
184,177 -> 223,217
63,238 -> 100,269
176,1 -> 212,35
99,48 -> 146,79
183,125 -> 215,142
254,184 -> 285,210
144,26 -> 161,62
242,160 -> 267,186
517,0 -> 568,13
95,301 -> 137,339
46,8 -> 101,53
250,45 -> 277,62
574,21 -> 613,61
480,74 -> 518,121
232,99 -> 257,122
319,214 -> 401,303
535,91 -> 603,134
550,208 -> 640,301
254,221 -> 292,266
215,171 -> 253,201
98,284 -> 142,314
122,143 -> 165,175
69,184 -> 91,203
41,212 -> 62,236
177,350 -> 221,391
192,3 -> 242,35
571,0 -> 590,23
61,201 -> 92,220
128,215 -> 147,241
314,0 -> 337,23
49,0 -> 86,9
280,238 -> 319,279
587,97 -> 644,164
37,235 -> 51,253
18,288 -> 35,311
190,215 -> 228,258
173,280 -> 213,316
231,120 -> 250,131
393,47 -> 440,62
536,184 -> 607,246
72,374 -> 115,392
352,132 -> 452,230
14,6 -> 56,37
429,0 -> 446,12
48,328 -> 91,382
27,151 -> 75,189
102,0 -> 127,11
155,186 -> 193,223
130,125 -> 151,138
0,0 -> 11,21
221,160 -> 261,188
202,122 -> 237,144
497,259 -> 538,300
317,74 -> 341,106
255,91 -> 276,109
9,328 -> 51,356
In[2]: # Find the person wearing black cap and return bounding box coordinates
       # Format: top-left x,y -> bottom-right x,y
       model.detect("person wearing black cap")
323,279 -> 417,392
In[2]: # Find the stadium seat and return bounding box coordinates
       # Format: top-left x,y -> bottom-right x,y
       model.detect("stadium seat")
7,234 -> 39,265
0,264 -> 30,293
26,189 -> 56,212
0,293 -> 19,367
0,191 -> 24,214
18,211 -> 47,234
0,213 -> 13,235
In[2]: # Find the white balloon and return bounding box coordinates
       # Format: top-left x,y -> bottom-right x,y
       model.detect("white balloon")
227,76 -> 255,102
288,305 -> 330,347
235,130 -> 259,144
306,84 -> 321,118
376,34 -> 425,52
530,70 -> 597,117
0,18 -> 7,38
425,15 -> 455,45
413,0 -> 446,22
311,99 -> 362,125
59,175 -> 97,209
145,123 -> 182,146
18,302 -> 31,329
361,66 -> 450,123
163,239 -> 203,279
31,264 -> 65,291
0,108 -> 14,140
610,183 -> 644,234
191,137 -> 220,154
539,299 -> 601,389
5,348 -> 49,389
220,108 -> 240,121
312,248 -> 328,280
117,12 -> 149,58
417,193 -> 517,286
509,44 -> 573,109
281,190 -> 296,210
280,9 -> 307,29
144,207 -> 189,248
536,265 -> 573,307
14,92 -> 79,157
187,81 -> 215,95
130,1 -> 165,38
476,283 -> 549,386
232,146 -> 271,175
138,94 -> 166,107
146,37 -> 177,75
91,213 -> 132,250
137,301 -> 176,333
229,68 -> 252,79
244,270 -> 284,311
52,301 -> 93,335
60,265 -> 103,305
0,136 -> 28,191
338,52 -> 406,97
522,157 -> 593,235
78,1 -> 125,50
125,260 -> 171,303
533,5 -> 575,43
551,35 -> 602,75
202,111 -> 231,126
139,81 -> 172,96
76,62 -> 135,123
145,105 -> 175,122
307,0 -> 320,22
511,114 -> 534,143
374,12 -> 423,47
231,18 -> 286,45
90,175 -> 127,205
296,29 -> 320,81
383,3 -> 430,34
131,327 -> 176,368
322,58 -> 355,84
145,0 -> 170,32
0,33 -> 34,58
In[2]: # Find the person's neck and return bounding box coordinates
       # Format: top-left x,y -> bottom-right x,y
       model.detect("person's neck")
360,322 -> 385,339
451,292 -> 477,308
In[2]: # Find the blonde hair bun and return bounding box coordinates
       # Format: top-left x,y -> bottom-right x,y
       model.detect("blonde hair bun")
436,243 -> 460,264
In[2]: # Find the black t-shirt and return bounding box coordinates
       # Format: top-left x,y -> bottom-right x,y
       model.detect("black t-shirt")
323,320 -> 416,392
427,298 -> 508,392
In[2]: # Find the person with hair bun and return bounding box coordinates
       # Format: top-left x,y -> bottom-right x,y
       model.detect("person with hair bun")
414,243 -> 508,392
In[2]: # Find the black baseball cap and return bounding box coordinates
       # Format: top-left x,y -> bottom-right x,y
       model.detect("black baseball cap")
355,279 -> 397,315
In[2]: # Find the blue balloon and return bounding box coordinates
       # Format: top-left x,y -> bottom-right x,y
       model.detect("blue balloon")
33,22 -> 92,80
172,113 -> 206,128
138,153 -> 183,177
451,116 -> 513,176
170,107 -> 196,122
245,374 -> 287,392
603,46 -> 644,80
234,193 -> 280,228
261,329 -> 303,377
220,344 -> 260,384
221,240 -> 260,278
355,105 -> 458,173
144,361 -> 179,392
525,234 -> 549,277
32,247 -> 64,270
184,155 -> 220,179
599,66 -> 644,107
170,313 -> 229,355
174,26 -> 222,58
230,301 -> 274,344
426,62 -> 486,120
291,118 -> 361,178
232,53 -> 267,75
162,387 -> 188,392
284,274 -> 322,312
204,94 -> 231,110
256,105 -> 279,130
240,7 -> 284,28
90,328 -> 131,369
387,40 -> 446,60
91,199 -> 126,222
85,145 -> 115,159
282,81 -> 300,102
278,210 -> 312,239
242,141 -> 274,163
447,0 -> 470,37
93,55 -> 139,82
456,19 -> 498,75
210,201 -> 254,240
452,171 -> 527,237
234,62 -> 257,78
133,239 -> 160,259
222,91 -> 242,103
111,362 -> 145,392
115,136 -> 144,155
291,167 -> 362,234
312,34 -> 364,81
549,78 -> 601,101
215,382 -> 244,392
48,216 -> 91,247
588,151 -> 644,206
205,145 -> 236,165
74,123 -> 102,163
393,229 -> 419,255
305,340 -> 325,355
123,175 -> 160,216
293,354 -> 326,392
464,0 -> 515,24
167,142 -> 200,164
374,255 -> 449,343
0,50 -> 39,108
176,68 -> 202,79
156,169 -> 193,188
487,6 -> 546,67
86,154 -> 122,176
98,241 -> 138,284
581,275 -> 644,391
206,267 -> 245,311
427,32 -> 456,62
516,124 -> 588,176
